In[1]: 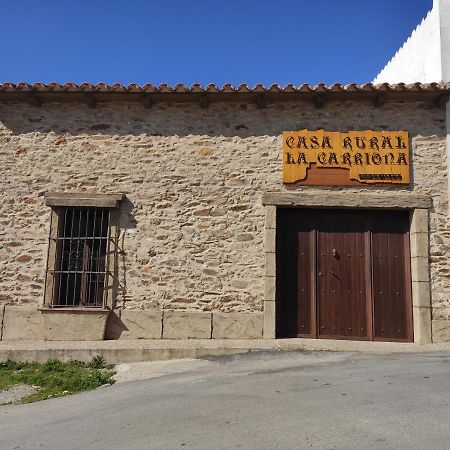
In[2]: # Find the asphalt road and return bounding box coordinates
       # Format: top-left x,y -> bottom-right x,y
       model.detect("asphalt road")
2,350 -> 450,450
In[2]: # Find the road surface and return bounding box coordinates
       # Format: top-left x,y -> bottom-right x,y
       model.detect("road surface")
2,350 -> 450,449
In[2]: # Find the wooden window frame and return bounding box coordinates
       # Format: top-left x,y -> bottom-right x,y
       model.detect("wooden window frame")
43,192 -> 123,311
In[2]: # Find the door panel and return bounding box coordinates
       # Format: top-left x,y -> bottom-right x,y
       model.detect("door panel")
372,211 -> 412,341
276,208 -> 413,342
317,212 -> 369,339
276,209 -> 314,337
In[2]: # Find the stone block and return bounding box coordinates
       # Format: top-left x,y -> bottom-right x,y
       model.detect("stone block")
2,306 -> 45,340
163,312 -> 211,339
264,276 -> 276,302
410,208 -> 429,234
413,306 -> 432,344
410,232 -> 429,258
262,192 -> 431,209
411,256 -> 430,282
118,310 -> 162,339
432,320 -> 450,343
265,252 -> 276,277
212,313 -> 263,339
41,311 -> 109,341
263,301 -> 276,339
411,281 -> 431,307
104,310 -> 126,340
264,229 -> 276,253
265,205 -> 276,230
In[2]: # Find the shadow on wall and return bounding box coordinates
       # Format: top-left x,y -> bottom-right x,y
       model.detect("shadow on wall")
0,100 -> 443,138
104,311 -> 129,340
112,197 -> 137,313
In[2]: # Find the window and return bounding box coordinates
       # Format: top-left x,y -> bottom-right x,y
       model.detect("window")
43,193 -> 123,309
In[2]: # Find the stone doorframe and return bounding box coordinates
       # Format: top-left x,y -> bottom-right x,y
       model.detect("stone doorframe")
262,191 -> 433,344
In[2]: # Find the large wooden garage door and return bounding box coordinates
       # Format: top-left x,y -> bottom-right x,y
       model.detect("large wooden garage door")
276,208 -> 413,342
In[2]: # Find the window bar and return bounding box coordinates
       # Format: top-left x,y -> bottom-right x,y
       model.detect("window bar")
57,208 -> 69,307
80,208 -> 90,306
43,209 -> 53,306
48,207 -> 112,308
51,237 -> 107,240
48,270 -> 107,274
72,208 -> 83,306
96,209 -> 105,307
87,208 -> 97,307
102,209 -> 112,309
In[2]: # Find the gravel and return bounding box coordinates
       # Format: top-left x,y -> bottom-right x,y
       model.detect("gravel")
0,384 -> 39,405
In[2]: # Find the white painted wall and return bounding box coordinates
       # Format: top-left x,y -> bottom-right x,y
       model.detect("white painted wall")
374,0 -> 450,214
373,3 -> 441,83
440,0 -> 450,81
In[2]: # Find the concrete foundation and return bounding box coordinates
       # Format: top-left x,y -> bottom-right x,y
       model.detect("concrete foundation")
2,338 -> 450,364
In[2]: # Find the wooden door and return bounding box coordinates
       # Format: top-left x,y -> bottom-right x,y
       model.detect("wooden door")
276,209 -> 315,337
276,208 -> 413,342
371,211 -> 412,341
316,211 -> 369,340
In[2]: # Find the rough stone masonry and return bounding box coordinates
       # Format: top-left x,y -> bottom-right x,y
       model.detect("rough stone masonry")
0,96 -> 449,340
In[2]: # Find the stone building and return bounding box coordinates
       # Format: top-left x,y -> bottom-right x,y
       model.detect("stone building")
0,82 -> 449,343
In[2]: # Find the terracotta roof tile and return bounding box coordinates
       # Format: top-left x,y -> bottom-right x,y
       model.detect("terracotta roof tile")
0,81 -> 448,93
0,82 -> 447,104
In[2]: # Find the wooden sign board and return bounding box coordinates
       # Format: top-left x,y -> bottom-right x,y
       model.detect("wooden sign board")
282,130 -> 410,185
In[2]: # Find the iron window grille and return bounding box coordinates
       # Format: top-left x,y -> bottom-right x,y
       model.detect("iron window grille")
44,207 -> 112,308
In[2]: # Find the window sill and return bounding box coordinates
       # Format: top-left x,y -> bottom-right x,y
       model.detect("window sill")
38,307 -> 110,314
44,192 -> 124,208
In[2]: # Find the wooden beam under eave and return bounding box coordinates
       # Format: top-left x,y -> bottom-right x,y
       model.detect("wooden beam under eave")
255,94 -> 266,109
197,93 -> 209,108
140,94 -> 153,109
314,93 -> 327,109
374,93 -> 387,107
25,92 -> 42,107
435,93 -> 449,107
83,93 -> 97,108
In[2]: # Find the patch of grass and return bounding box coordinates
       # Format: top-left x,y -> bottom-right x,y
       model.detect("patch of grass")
0,357 -> 116,403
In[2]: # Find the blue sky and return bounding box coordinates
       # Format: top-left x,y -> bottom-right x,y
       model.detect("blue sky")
0,0 -> 432,85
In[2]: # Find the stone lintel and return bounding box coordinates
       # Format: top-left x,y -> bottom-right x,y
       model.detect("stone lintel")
262,191 -> 432,210
45,192 -> 124,208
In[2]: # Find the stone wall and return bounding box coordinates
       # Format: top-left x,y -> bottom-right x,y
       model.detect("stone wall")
0,100 -> 448,320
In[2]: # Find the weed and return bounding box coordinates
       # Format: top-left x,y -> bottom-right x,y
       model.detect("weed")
0,356 -> 116,403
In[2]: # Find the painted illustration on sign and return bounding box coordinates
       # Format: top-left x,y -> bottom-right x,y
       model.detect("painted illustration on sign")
282,130 -> 410,185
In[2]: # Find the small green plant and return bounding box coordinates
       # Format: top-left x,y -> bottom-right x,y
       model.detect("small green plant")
0,356 -> 116,404
87,355 -> 109,369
